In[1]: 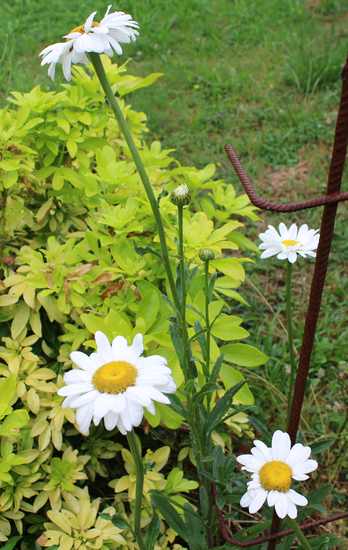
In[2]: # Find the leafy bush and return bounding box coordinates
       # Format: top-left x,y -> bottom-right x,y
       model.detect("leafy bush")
0,59 -> 267,546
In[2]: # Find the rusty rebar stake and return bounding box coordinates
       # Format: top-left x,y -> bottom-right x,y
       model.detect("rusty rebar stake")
222,57 -> 348,548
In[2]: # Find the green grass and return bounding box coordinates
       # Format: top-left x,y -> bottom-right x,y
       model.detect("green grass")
1,0 -> 348,523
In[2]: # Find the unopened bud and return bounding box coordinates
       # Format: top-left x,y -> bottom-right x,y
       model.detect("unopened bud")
199,248 -> 215,262
171,184 -> 191,206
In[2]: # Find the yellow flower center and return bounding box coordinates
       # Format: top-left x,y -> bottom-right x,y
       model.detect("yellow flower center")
282,239 -> 299,248
92,361 -> 137,394
70,21 -> 100,34
259,460 -> 292,492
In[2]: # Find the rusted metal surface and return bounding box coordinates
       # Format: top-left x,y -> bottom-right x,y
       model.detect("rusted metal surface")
216,507 -> 348,548
222,58 -> 348,548
224,145 -> 348,212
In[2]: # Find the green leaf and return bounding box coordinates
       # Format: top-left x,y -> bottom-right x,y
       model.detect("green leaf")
229,231 -> 259,252
151,491 -> 188,542
310,438 -> 335,455
36,197 -> 54,223
191,382 -> 219,408
110,515 -> 129,530
0,294 -> 19,307
169,394 -> 187,418
211,315 -> 249,341
220,365 -> 254,405
210,354 -> 224,384
111,239 -> 145,275
165,468 -> 198,494
0,409 -> 29,436
204,381 -> 245,437
183,503 -> 206,550
0,376 -> 17,419
52,171 -> 64,190
193,320 -> 208,360
211,258 -> 245,281
11,302 -> 30,339
136,282 -> 160,331
156,402 -> 183,429
0,536 -> 22,550
144,514 -> 161,550
117,72 -> 163,96
221,343 -> 268,367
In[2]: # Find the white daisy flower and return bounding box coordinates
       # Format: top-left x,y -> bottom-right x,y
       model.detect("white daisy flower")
237,430 -> 318,519
39,5 -> 139,80
259,223 -> 319,264
58,331 -> 176,435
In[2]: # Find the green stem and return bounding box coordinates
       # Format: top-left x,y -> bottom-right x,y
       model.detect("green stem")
286,262 -> 296,419
89,53 -> 179,313
204,260 -> 211,380
177,205 -> 186,326
288,518 -> 312,549
127,431 -> 146,550
176,203 -> 194,380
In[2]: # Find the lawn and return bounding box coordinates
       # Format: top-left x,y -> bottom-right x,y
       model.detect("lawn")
1,0 -> 348,541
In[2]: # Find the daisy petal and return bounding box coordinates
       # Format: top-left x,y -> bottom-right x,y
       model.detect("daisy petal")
240,491 -> 252,508
75,404 -> 93,435
70,351 -> 95,371
274,493 -> 288,519
287,499 -> 298,519
249,488 -> 267,513
95,331 -> 112,355
237,454 -> 263,473
288,489 -> 308,507
131,333 -> 144,357
286,443 -> 311,467
271,431 -> 291,461
104,410 -> 118,431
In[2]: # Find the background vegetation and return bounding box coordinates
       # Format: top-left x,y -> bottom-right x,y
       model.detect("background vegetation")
0,0 -> 347,545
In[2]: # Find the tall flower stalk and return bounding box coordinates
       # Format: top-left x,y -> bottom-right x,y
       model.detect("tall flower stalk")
90,53 -> 196,380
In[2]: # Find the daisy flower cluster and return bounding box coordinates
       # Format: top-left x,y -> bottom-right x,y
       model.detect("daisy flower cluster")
58,331 -> 176,435
40,5 -> 139,80
259,223 -> 320,264
237,430 -> 318,519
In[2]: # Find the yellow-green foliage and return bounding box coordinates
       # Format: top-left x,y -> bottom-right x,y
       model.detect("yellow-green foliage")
0,59 -> 266,546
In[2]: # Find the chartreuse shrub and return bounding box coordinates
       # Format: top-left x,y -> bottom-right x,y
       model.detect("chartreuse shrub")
0,57 -> 268,548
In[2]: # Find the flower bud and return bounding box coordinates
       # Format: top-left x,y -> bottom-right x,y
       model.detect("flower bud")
171,184 -> 191,206
199,248 -> 215,262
